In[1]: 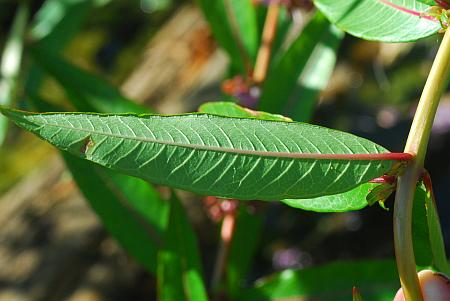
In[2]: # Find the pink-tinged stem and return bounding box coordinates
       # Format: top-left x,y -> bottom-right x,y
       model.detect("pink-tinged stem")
436,0 -> 450,10
379,0 -> 438,22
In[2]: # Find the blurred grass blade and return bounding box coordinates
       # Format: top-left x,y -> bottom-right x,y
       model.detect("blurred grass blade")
0,108 -> 400,201
259,12 -> 343,121
0,2 -> 29,145
30,48 -> 147,113
282,183 -> 379,212
314,0 -> 441,42
30,0 -> 103,51
28,95 -> 169,274
157,194 -> 208,301
140,0 -> 173,13
352,287 -> 364,301
64,154 -> 169,273
229,0 -> 259,62
227,206 -> 263,298
239,260 -> 399,301
412,182 -> 449,273
199,101 -> 292,121
194,0 -> 255,73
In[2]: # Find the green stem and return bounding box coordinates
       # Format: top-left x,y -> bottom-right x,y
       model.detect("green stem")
394,29 -> 450,301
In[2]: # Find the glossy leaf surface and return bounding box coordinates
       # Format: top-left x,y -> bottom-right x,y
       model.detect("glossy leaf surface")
282,183 -> 379,212
157,194 -> 208,301
239,260 -> 399,301
1,108 -> 398,201
314,0 -> 441,42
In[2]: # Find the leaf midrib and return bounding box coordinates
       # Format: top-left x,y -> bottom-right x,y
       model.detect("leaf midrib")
32,116 -> 399,161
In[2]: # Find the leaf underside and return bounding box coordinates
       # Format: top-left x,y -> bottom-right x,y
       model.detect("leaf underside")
314,0 -> 441,42
1,108 -> 396,201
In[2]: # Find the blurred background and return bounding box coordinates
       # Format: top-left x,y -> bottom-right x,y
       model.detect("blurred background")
0,0 -> 449,300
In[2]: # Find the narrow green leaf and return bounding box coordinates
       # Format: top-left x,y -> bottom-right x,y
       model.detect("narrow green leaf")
157,194 -> 208,301
416,1 -> 438,5
227,206 -> 263,297
239,260 -> 399,301
282,183 -> 379,212
413,183 -> 450,273
28,95 -> 169,274
0,2 -> 29,145
30,0 -> 95,51
229,0 -> 259,61
65,154 -> 169,273
199,101 -> 292,121
1,108 -> 399,201
30,48 -> 146,114
314,0 -> 441,42
259,12 -> 343,121
194,0 -> 249,73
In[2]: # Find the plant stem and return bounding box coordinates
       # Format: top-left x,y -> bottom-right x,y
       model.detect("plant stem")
394,29 -> 450,301
211,205 -> 238,294
253,2 -> 280,84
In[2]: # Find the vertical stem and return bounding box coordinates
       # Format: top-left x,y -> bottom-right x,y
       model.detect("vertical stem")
211,212 -> 237,291
394,29 -> 450,301
253,3 -> 280,84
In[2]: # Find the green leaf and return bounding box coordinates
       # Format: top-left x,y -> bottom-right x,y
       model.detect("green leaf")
64,154 -> 169,274
1,108 -> 399,201
282,183 -> 379,212
239,260 -> 399,301
259,12 -> 343,121
157,194 -> 208,301
416,1 -> 438,5
30,48 -> 146,114
412,183 -> 449,273
194,0 -> 251,73
227,206 -> 263,297
0,2 -> 29,145
28,95 -> 169,275
314,0 -> 442,42
199,101 -> 292,121
30,0 -> 96,51
229,0 -> 259,61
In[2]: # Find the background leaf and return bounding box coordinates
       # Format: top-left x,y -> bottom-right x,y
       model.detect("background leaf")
1,109 -> 397,201
199,101 -> 292,121
412,183 -> 449,273
259,12 -> 343,121
28,95 -> 169,274
157,194 -> 208,301
0,2 -> 29,145
314,0 -> 441,42
282,183 -> 379,212
30,48 -> 146,113
239,260 -> 399,301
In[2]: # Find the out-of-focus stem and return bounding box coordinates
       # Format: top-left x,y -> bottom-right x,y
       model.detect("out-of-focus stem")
394,28 -> 450,301
253,2 -> 280,84
211,208 -> 237,294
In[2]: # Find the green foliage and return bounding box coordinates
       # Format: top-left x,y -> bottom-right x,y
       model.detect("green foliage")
314,0 -> 442,42
199,101 -> 292,121
259,12 -> 343,121
157,194 -> 208,301
282,183 -> 379,212
64,154 -> 169,273
239,260 -> 399,301
0,108 -> 396,201
412,183 -> 449,273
